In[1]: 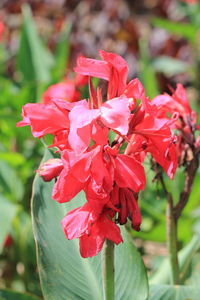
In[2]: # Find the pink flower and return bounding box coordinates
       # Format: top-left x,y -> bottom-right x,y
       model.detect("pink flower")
152,84 -> 192,119
16,100 -> 72,138
42,81 -> 80,104
17,49 -> 181,258
37,158 -> 63,181
68,96 -> 131,153
0,22 -> 5,40
61,203 -> 123,257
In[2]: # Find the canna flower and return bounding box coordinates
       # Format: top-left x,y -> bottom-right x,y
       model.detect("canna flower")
61,203 -> 123,257
68,95 -> 131,153
75,50 -> 145,101
42,80 -> 80,104
0,22 -> 5,40
37,158 -> 63,181
17,49 -> 180,258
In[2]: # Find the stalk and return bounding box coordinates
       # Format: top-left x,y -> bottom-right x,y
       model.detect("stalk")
159,174 -> 179,284
166,194 -> 180,284
102,239 -> 115,300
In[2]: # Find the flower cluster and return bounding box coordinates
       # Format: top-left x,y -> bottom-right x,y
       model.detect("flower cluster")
152,84 -> 200,166
17,50 -> 179,258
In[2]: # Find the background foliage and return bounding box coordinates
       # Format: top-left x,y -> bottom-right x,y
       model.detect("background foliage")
0,0 -> 200,299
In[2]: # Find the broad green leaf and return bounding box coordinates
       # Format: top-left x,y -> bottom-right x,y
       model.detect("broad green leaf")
0,196 -> 18,253
0,289 -> 40,300
152,17 -> 197,43
149,284 -> 200,300
0,152 -> 25,167
31,148 -> 149,300
150,234 -> 200,285
115,228 -> 149,300
151,56 -> 189,76
17,4 -> 54,84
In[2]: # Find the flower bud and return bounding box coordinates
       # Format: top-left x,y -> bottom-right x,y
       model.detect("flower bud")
37,159 -> 63,182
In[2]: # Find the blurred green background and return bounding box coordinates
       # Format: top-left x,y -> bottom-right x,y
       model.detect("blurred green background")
0,0 -> 200,298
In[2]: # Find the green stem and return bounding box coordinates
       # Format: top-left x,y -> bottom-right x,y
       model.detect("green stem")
166,194 -> 179,284
159,174 -> 179,284
102,239 -> 115,300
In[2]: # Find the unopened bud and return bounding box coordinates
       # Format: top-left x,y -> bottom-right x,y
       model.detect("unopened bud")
37,159 -> 63,181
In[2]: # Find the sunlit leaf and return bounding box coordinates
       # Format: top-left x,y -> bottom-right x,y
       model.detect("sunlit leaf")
0,289 -> 40,300
149,284 -> 200,300
17,4 -> 54,84
152,17 -> 197,43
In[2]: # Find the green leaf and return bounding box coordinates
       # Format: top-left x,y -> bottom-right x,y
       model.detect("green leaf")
0,289 -> 40,300
0,196 -> 18,253
149,284 -> 200,300
151,56 -> 189,76
31,148 -> 149,300
115,228 -> 149,300
152,17 -> 197,43
17,4 -> 54,83
0,152 -> 25,167
0,161 -> 24,202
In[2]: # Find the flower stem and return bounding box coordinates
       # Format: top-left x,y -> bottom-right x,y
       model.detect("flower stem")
159,174 -> 179,284
166,194 -> 179,284
102,239 -> 115,300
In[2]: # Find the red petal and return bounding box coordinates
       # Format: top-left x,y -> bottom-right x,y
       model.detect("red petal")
17,102 -> 69,138
99,50 -> 128,96
74,56 -> 110,80
61,203 -> 98,240
52,170 -> 84,203
114,154 -> 146,192
79,233 -> 105,258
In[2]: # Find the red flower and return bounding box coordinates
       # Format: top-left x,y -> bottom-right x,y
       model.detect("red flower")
79,214 -> 123,258
133,115 -> 177,179
37,158 -> 63,181
62,202 -> 123,257
75,50 -> 129,99
152,84 -> 192,119
111,186 -> 142,231
68,96 -> 131,153
0,22 -> 5,40
3,235 -> 13,248
17,50 -> 180,258
16,100 -> 72,138
42,81 -> 80,104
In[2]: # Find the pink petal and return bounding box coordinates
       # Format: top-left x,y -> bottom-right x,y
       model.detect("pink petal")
74,56 -> 110,80
100,96 -> 130,135
42,81 -> 80,104
99,50 -> 128,95
16,102 -> 69,138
